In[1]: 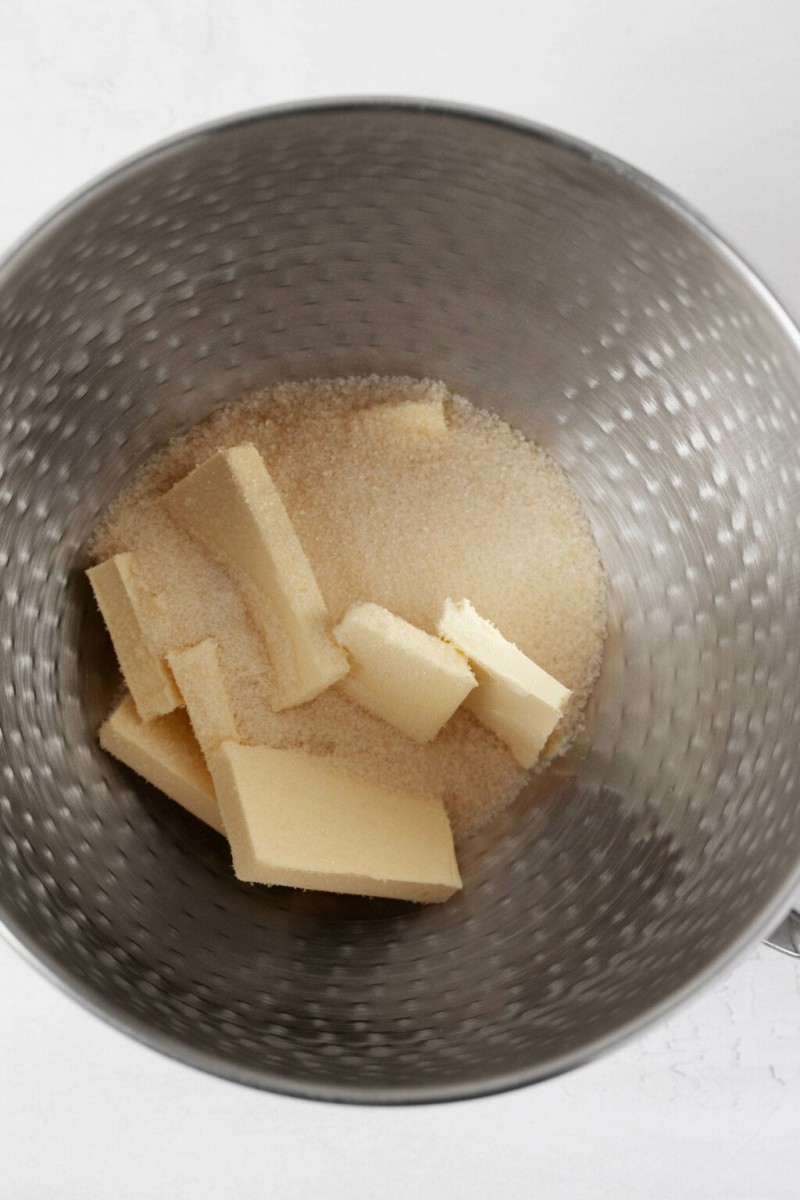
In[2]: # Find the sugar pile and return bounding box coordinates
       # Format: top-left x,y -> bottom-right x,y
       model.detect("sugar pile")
94,376 -> 608,842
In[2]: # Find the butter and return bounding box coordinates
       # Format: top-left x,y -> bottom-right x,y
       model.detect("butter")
163,444 -> 348,710
210,743 -> 462,903
167,639 -> 239,758
437,599 -> 571,768
333,602 -> 476,742
99,693 -> 224,833
87,553 -> 181,722
363,397 -> 447,438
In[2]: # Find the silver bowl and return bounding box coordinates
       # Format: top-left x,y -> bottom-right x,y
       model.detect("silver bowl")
1,101 -> 799,1103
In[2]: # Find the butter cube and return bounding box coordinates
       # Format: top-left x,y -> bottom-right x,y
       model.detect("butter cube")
437,599 -> 571,768
99,694 -> 224,833
87,553 -> 181,722
333,602 -> 475,742
210,743 -> 462,903
167,640 -> 239,759
163,444 -> 348,711
363,398 -> 447,438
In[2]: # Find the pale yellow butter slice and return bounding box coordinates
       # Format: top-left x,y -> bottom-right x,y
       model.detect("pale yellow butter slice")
162,444 -> 348,711
99,694 -> 224,834
333,602 -> 475,742
87,553 -> 181,722
210,743 -> 462,903
437,598 -> 571,768
363,398 -> 447,438
167,639 -> 239,759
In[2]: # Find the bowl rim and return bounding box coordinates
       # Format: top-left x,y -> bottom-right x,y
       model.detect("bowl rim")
1,96 -> 799,1106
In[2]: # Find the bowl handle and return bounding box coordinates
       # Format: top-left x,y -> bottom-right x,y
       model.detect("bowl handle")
764,910 -> 800,957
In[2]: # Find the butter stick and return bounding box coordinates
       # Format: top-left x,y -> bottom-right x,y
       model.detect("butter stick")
163,445 -> 348,711
100,694 -> 224,834
362,398 -> 447,439
210,743 -> 462,903
438,598 -> 571,768
334,602 -> 475,742
87,553 -> 181,722
167,639 -> 239,759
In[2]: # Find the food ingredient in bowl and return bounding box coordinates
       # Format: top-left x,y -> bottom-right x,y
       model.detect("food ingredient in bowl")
87,553 -> 181,721
99,694 -> 223,833
361,396 -> 447,438
333,601 -> 476,742
438,598 -> 572,768
163,443 -> 348,710
94,376 -> 607,843
210,742 -> 462,903
167,639 -> 240,757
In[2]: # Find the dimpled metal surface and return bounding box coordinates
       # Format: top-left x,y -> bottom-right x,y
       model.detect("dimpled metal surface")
0,103 -> 799,1103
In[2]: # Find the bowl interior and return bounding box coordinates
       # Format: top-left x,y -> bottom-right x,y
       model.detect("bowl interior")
1,105 -> 799,1101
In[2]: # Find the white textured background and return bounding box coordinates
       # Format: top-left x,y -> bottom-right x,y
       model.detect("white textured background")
1,2 -> 799,1196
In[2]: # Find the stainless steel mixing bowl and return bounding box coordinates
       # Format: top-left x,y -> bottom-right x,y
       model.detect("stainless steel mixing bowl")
1,101 -> 799,1103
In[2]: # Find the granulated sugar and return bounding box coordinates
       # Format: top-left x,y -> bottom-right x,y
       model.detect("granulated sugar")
94,377 -> 608,842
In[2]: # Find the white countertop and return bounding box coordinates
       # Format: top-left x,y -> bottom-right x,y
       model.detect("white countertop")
1,2 -> 799,1196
